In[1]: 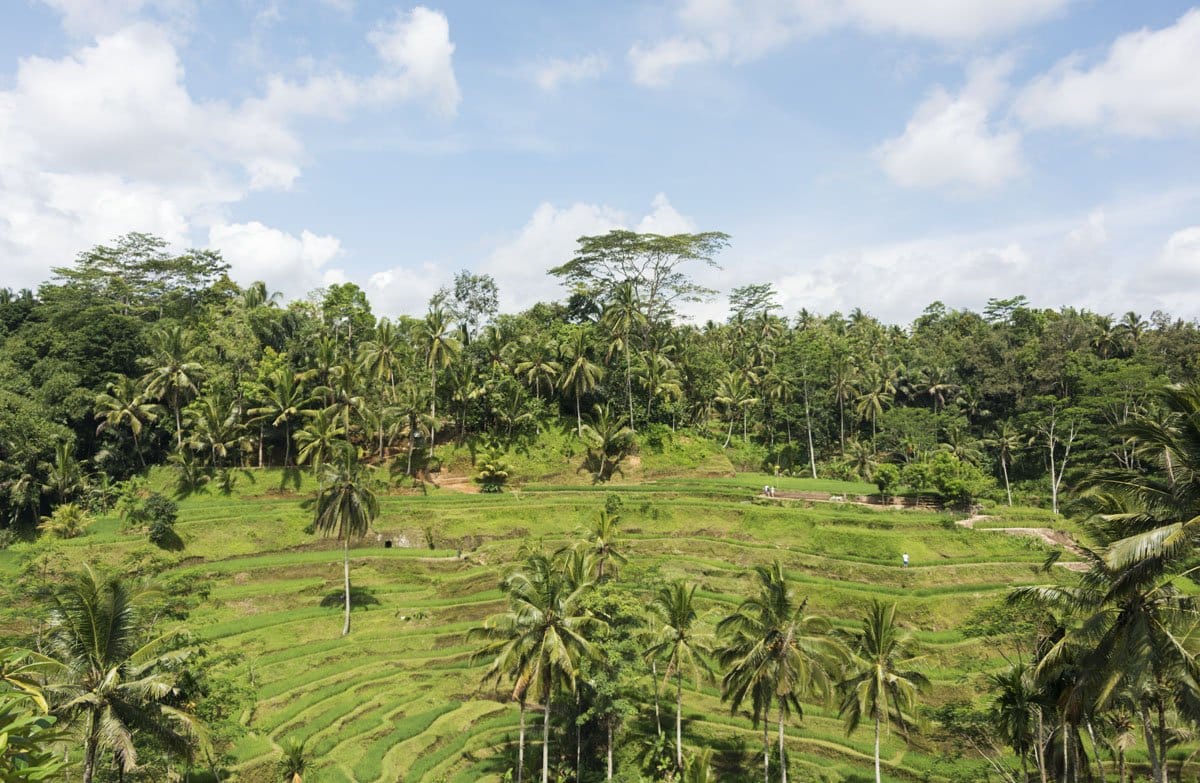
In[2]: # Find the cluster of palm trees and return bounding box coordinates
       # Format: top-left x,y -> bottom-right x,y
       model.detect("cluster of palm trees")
472,514 -> 924,783
986,383 -> 1200,783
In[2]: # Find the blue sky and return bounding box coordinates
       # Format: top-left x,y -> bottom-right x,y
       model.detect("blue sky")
3,1 -> 1200,323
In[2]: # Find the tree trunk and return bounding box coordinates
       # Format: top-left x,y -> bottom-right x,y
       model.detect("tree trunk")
1141,704 -> 1161,783
518,700 -> 526,783
576,394 -> 582,438
258,423 -> 265,468
607,722 -> 613,781
576,690 -> 582,782
1036,708 -> 1048,783
676,668 -> 683,768
283,420 -> 291,467
1156,698 -> 1168,783
762,706 -> 770,783
874,711 -> 881,783
652,661 -> 662,737
626,344 -> 635,431
542,692 -> 552,783
780,709 -> 789,783
1002,456 -> 1012,506
1086,719 -> 1106,783
723,418 -> 734,449
174,391 -> 183,450
804,381 -> 817,479
342,537 -> 352,636
82,712 -> 99,783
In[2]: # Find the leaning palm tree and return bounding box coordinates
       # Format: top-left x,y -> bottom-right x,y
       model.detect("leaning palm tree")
645,581 -> 712,769
46,566 -> 204,783
311,448 -> 378,636
718,561 -> 847,783
984,421 -> 1023,507
837,601 -> 929,783
492,552 -> 605,783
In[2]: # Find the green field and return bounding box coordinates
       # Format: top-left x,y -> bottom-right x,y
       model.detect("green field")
0,462 -> 1097,782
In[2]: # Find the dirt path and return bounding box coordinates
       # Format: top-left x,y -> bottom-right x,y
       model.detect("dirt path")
956,513 -> 1088,571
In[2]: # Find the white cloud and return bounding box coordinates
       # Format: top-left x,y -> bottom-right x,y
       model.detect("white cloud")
1017,9 -> 1200,136
37,0 -> 194,37
0,8 -> 459,292
1064,208 -> 1107,251
364,262 -> 444,316
629,38 -> 712,88
479,195 -> 696,312
876,59 -> 1023,190
207,221 -> 344,300
629,0 -> 1067,85
533,54 -> 608,92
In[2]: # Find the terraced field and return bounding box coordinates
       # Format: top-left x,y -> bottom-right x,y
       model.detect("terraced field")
0,469 -> 1099,782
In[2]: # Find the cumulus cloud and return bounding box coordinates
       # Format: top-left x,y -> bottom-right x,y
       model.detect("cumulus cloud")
876,58 -> 1023,190
1016,9 -> 1200,136
0,6 -> 460,293
37,0 -> 194,37
478,194 -> 695,312
207,222 -> 344,300
628,0 -> 1067,86
533,54 -> 608,92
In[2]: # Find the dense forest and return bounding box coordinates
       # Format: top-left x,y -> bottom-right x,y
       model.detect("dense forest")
3,229 -> 1200,782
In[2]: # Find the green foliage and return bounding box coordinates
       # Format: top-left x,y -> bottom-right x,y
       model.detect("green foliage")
474,445 -> 512,493
37,502 -> 92,539
0,694 -> 64,782
901,452 -> 994,504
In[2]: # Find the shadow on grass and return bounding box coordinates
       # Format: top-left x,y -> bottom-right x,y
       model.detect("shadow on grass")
151,527 -> 185,551
319,585 -> 381,610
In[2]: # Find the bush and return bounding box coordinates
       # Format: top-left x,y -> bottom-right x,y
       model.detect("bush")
474,444 -> 511,493
901,452 -> 994,505
138,492 -> 181,549
37,503 -> 92,539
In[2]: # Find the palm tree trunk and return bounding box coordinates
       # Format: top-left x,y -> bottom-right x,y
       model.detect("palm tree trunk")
652,661 -> 662,737
342,537 -> 351,636
517,700 -> 526,783
1036,708 -> 1048,783
82,712 -> 100,783
576,395 -> 582,437
542,693 -> 552,783
258,423 -> 265,468
607,721 -> 613,781
283,420 -> 292,467
779,709 -> 789,783
1002,456 -> 1012,506
676,668 -> 683,768
1155,698 -> 1169,783
804,382 -> 817,479
576,690 -> 582,782
1117,749 -> 1125,783
762,706 -> 770,783
174,391 -> 183,450
626,344 -> 634,431
723,418 -> 734,448
874,712 -> 881,783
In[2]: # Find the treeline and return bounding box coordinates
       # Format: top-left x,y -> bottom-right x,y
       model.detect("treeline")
2,229 -> 1200,533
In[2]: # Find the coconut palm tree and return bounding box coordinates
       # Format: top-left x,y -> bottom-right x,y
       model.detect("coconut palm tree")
184,392 -> 242,468
645,581 -> 712,769
559,329 -> 605,436
95,376 -> 160,467
600,282 -> 646,430
584,510 -> 627,582
513,337 -> 561,402
277,737 -> 309,783
715,371 -> 758,448
418,307 -> 461,422
46,566 -> 203,783
294,408 -> 346,473
984,421 -> 1023,507
40,440 -> 84,506
470,609 -> 535,783
311,447 -> 378,636
249,369 -> 311,467
837,601 -> 929,783
358,318 -> 407,402
718,561 -> 847,783
579,405 -> 635,483
988,660 -> 1038,783
492,552 -> 605,783
139,324 -> 204,450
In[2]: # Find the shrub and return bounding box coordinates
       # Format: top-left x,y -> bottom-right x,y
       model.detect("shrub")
37,503 -> 92,539
474,445 -> 511,493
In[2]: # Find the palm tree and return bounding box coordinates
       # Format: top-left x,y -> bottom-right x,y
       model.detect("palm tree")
601,282 -> 646,430
584,510 -> 627,582
855,368 -> 895,448
988,660 -> 1038,783
985,421 -> 1023,506
184,392 -> 242,468
645,581 -> 712,769
277,737 -> 309,783
40,440 -> 84,506
469,608 -> 535,783
579,405 -> 635,482
294,408 -> 346,473
718,561 -> 847,783
94,376 -> 160,467
139,324 -> 204,450
250,369 -> 311,467
358,318 -> 407,402
311,448 -> 378,636
837,601 -> 929,783
829,354 -> 857,454
46,566 -> 203,783
418,307 -> 462,422
487,553 -> 605,783
558,330 -> 604,436
514,337 -> 561,402
715,371 -> 758,448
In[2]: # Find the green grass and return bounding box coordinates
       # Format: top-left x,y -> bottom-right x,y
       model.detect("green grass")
0,458 -> 1153,782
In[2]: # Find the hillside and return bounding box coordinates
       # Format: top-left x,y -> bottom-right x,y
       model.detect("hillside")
1,456 -> 1138,783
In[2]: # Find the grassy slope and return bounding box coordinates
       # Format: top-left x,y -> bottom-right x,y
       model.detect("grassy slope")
0,434 -> 1170,782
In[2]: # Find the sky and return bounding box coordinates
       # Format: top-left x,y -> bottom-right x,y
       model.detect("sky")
2,0 -> 1200,325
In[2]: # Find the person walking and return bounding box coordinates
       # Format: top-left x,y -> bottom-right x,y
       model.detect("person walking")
902,552 -> 909,568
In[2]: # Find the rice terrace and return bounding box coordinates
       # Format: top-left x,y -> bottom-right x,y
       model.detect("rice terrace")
5,2 -> 1200,783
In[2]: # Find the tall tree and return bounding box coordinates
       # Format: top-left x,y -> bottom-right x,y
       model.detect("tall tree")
47,567 -> 203,782
94,376 -> 160,467
645,581 -> 712,769
559,329 -> 604,436
140,325 -> 204,450
837,601 -> 928,783
311,448 -> 378,636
